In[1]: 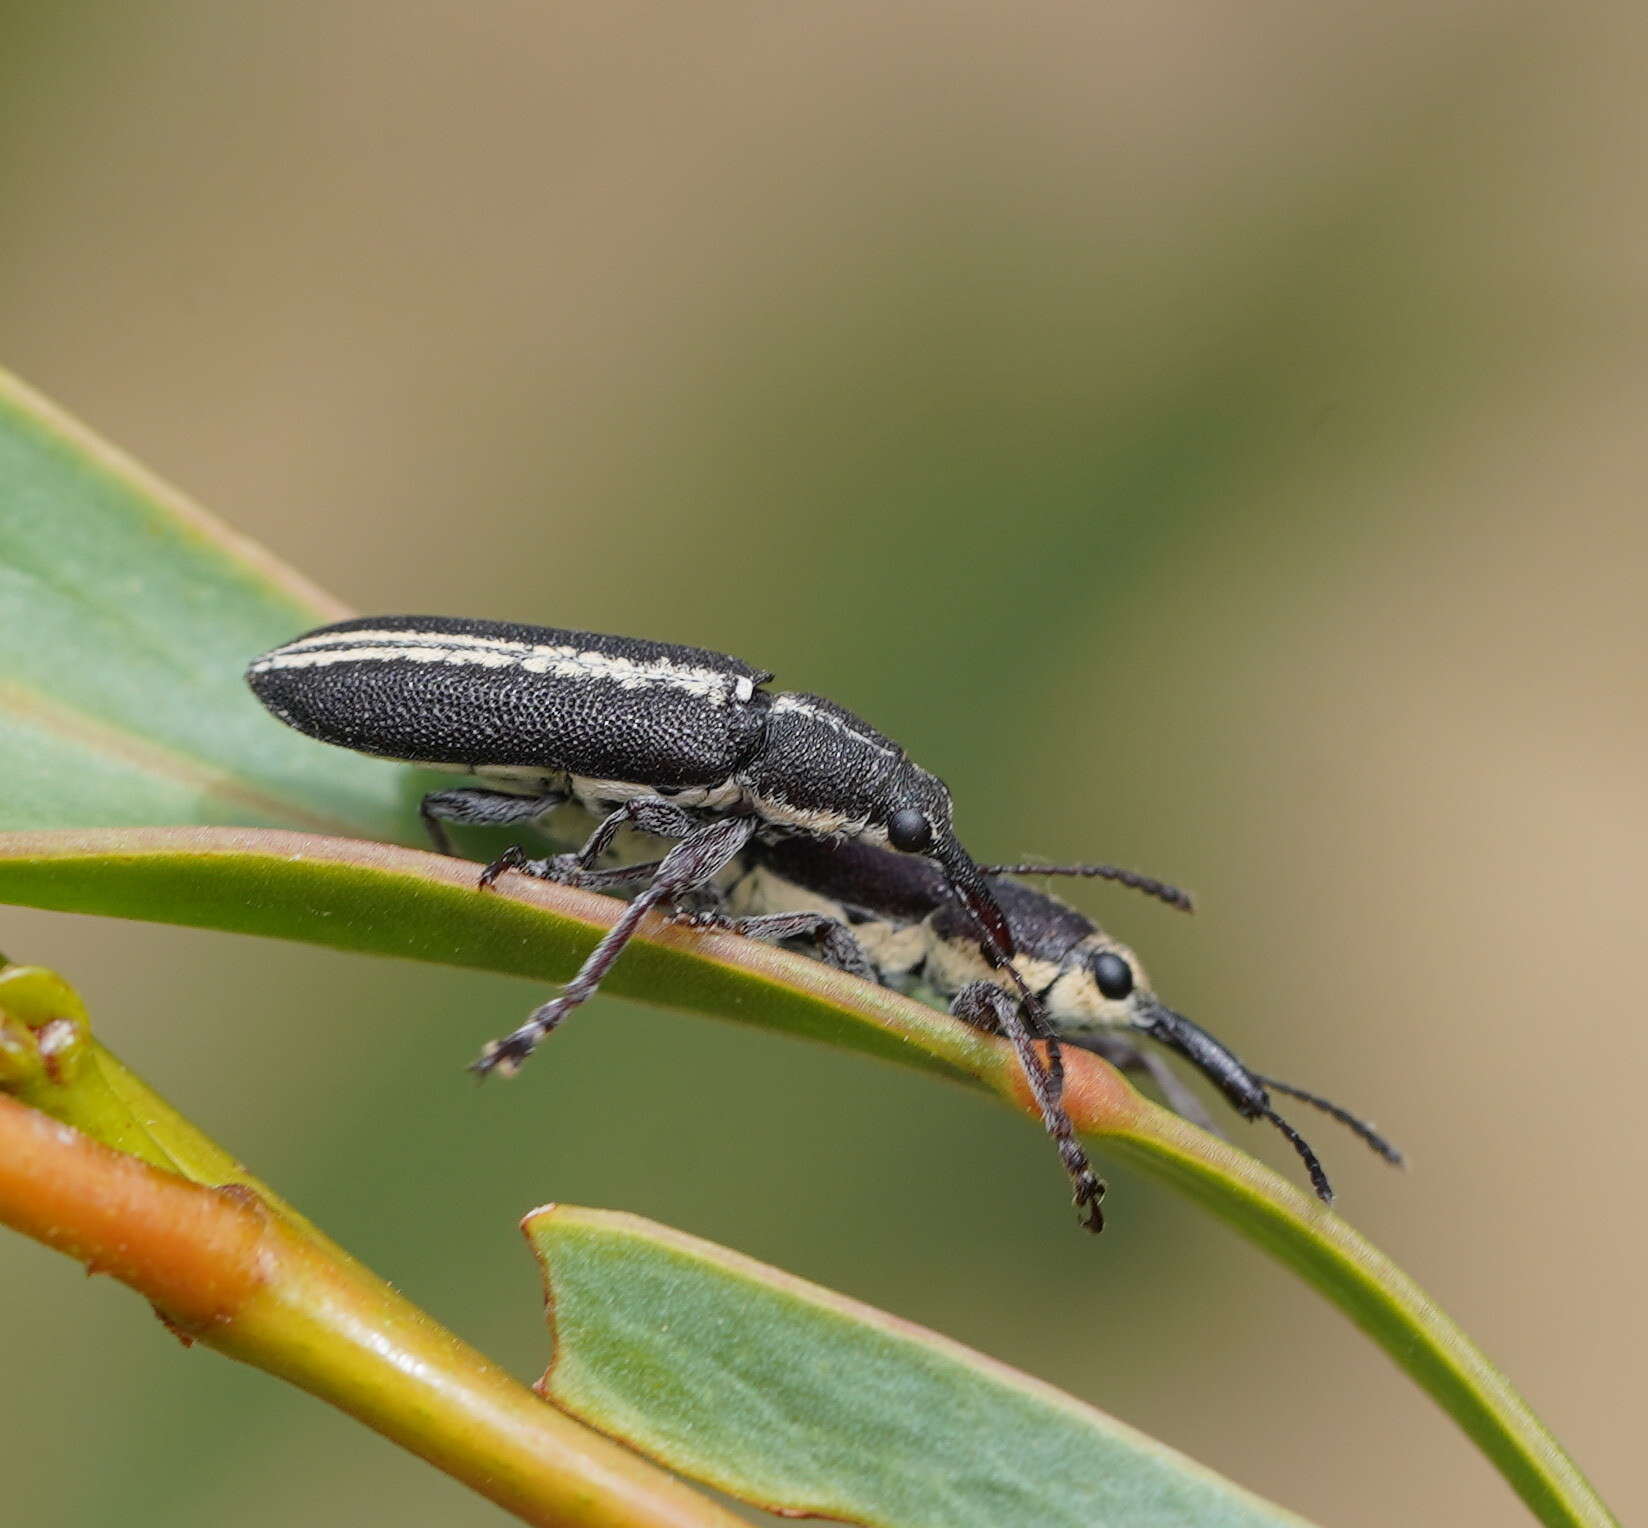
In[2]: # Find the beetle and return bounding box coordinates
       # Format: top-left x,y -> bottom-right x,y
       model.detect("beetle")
245,615 -> 1060,1100
686,834 -> 1403,1205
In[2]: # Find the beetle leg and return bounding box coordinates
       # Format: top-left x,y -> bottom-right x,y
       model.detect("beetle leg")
671,908 -> 877,983
419,788 -> 567,856
479,848 -> 665,895
568,796 -> 707,866
478,793 -> 701,890
951,981 -> 1106,1233
473,816 -> 758,1076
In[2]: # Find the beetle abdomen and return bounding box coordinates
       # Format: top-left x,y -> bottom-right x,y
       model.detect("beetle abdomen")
247,615 -> 771,787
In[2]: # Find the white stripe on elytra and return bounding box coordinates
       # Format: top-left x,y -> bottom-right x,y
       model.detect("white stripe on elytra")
251,633 -> 755,704
268,626 -> 676,660
769,694 -> 899,758
263,626 -> 757,696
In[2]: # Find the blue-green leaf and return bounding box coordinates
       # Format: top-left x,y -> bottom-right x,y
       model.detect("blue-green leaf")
528,1206 -> 1318,1528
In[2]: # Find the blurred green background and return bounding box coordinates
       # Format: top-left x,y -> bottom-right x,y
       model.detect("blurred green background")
1,4 -> 1643,1525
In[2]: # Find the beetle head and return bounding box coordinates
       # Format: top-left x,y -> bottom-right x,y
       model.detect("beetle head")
1048,933 -> 1402,1201
876,765 -> 1018,962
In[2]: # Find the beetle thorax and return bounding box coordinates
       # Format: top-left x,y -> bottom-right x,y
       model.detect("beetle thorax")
737,692 -> 921,840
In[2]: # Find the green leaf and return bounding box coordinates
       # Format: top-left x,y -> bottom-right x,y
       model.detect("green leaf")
0,367 -> 404,837
0,374 -> 1619,1528
0,827 -> 990,1080
525,1205 -> 1318,1528
0,827 -> 1619,1528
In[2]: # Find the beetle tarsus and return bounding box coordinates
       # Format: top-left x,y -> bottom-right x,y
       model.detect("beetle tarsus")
471,1030 -> 540,1079
953,980 -> 1108,1234
477,843 -> 532,890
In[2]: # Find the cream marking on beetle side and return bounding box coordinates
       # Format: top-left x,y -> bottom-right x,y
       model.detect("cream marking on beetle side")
565,776 -> 656,810
661,778 -> 747,812
1041,967 -> 1122,1033
463,765 -> 746,815
725,865 -> 931,982
251,630 -> 748,704
741,795 -> 876,839
851,919 -> 930,979
471,764 -> 566,793
921,934 -> 1063,1006
725,865 -> 848,923
559,774 -> 745,815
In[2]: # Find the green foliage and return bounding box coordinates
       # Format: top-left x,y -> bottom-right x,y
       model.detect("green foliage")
0,368 -> 401,835
529,1206 -> 1316,1527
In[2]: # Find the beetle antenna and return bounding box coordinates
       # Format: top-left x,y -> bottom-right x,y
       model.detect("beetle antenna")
1258,1106 -> 1335,1202
1253,1075 -> 1405,1166
979,862 -> 1194,913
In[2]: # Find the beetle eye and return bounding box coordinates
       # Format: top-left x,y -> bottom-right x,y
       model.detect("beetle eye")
886,808 -> 934,853
1092,952 -> 1134,1000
